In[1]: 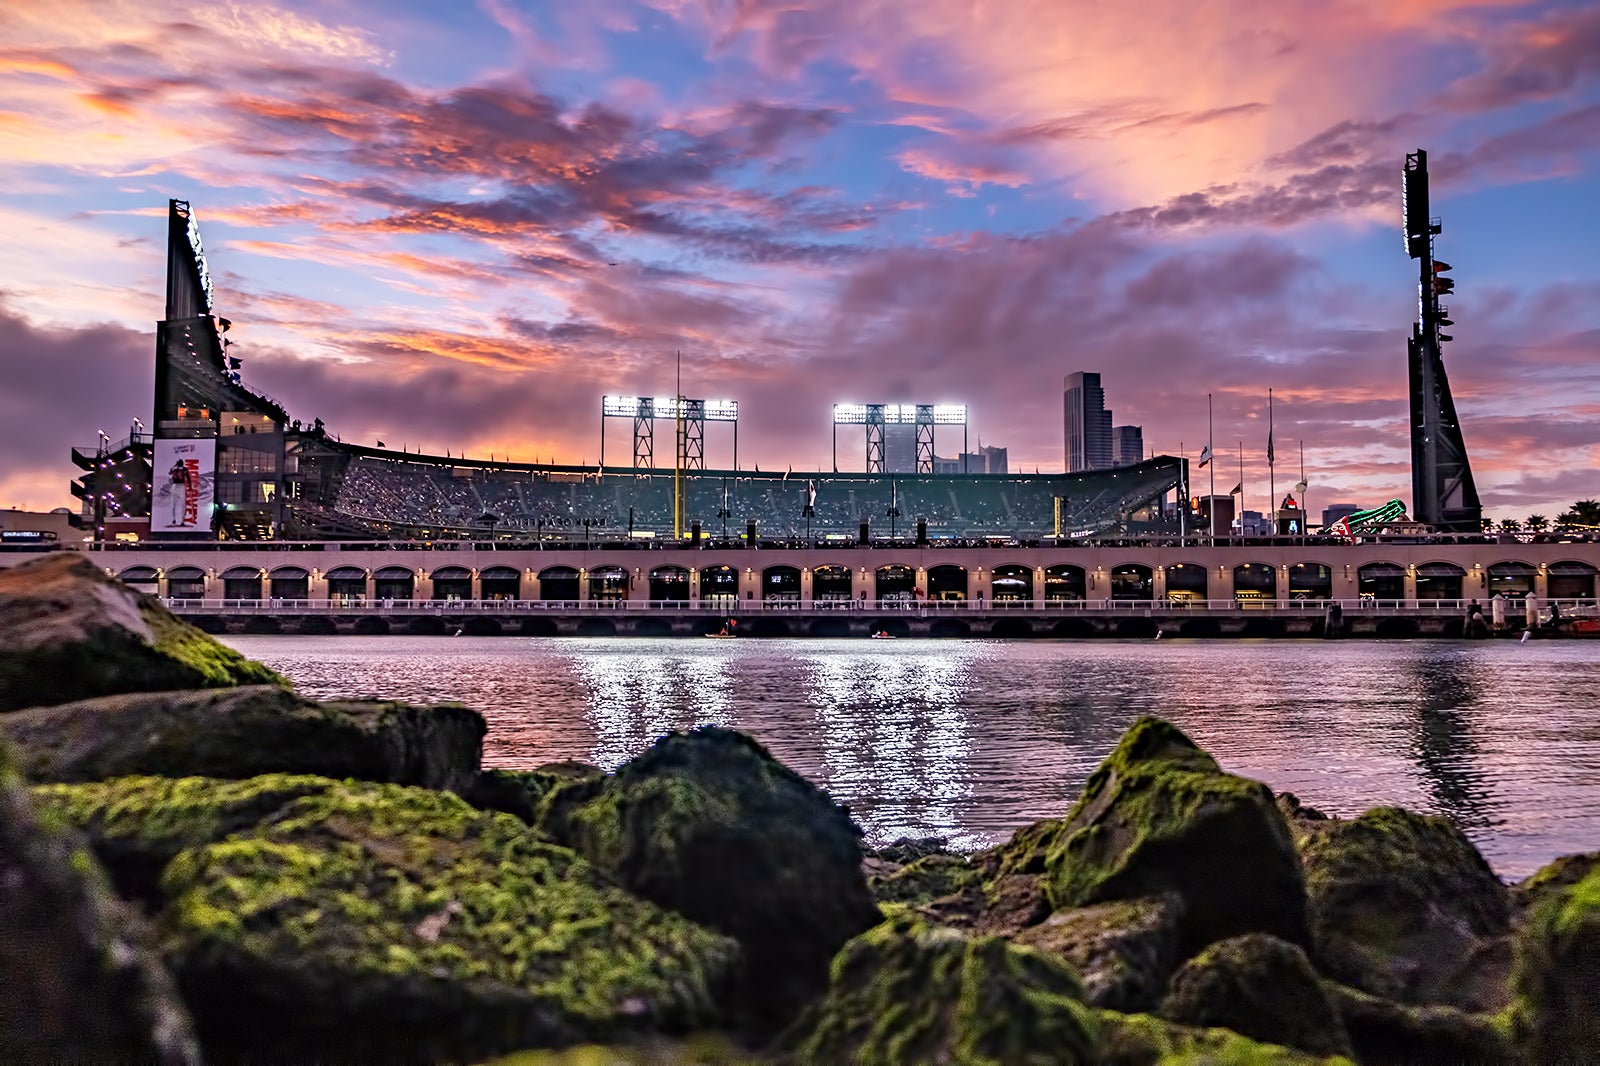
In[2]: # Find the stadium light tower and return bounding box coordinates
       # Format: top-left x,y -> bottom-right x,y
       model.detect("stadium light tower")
600,395 -> 739,472
832,403 -> 968,474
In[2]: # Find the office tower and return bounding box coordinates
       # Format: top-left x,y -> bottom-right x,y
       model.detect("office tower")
1112,425 -> 1143,467
1064,372 -> 1113,472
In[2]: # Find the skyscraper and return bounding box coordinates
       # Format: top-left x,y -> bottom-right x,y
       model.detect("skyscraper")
1112,425 -> 1143,467
1064,372 -> 1113,472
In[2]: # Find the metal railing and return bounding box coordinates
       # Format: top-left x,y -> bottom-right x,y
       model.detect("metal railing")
157,596 -> 1599,615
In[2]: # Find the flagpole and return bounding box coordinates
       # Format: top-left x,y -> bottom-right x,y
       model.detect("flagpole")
1178,441 -> 1186,543
1238,441 -> 1245,540
1267,388 -> 1275,537
1207,393 -> 1216,542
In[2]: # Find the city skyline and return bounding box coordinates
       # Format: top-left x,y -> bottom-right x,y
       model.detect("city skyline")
1,1 -> 1598,519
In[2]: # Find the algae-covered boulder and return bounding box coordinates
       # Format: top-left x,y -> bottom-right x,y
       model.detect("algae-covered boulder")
0,742 -> 200,1064
869,852 -> 982,907
1511,862 -> 1600,1061
1030,717 -> 1306,951
1296,806 -> 1510,1010
1013,894 -> 1186,1011
793,913 -> 1097,1064
466,767 -> 569,822
1,684 -> 485,792
1512,849 -> 1600,913
1321,981 -> 1512,1065
1096,1010 -> 1352,1065
39,774 -> 740,1064
540,727 -> 880,1021
0,553 -> 283,712
1158,933 -> 1351,1058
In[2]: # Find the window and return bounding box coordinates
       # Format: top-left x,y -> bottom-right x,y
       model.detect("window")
218,449 -> 278,474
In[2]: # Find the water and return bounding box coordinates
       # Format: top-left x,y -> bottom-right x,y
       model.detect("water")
223,636 -> 1600,879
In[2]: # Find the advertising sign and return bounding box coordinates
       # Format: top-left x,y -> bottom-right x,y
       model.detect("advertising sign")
151,438 -> 215,533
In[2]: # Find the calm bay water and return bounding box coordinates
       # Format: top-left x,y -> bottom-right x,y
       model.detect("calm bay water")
224,635 -> 1600,879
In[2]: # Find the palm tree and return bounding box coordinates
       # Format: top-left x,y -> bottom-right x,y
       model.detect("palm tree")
1526,515 -> 1549,532
1500,517 -> 1522,533
1557,500 -> 1600,528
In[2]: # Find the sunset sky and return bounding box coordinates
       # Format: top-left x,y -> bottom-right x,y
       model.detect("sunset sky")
1,0 -> 1597,519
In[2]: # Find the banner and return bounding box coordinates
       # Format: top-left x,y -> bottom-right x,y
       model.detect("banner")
151,438 -> 215,533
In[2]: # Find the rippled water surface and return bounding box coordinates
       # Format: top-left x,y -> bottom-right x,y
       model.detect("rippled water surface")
224,636 -> 1600,878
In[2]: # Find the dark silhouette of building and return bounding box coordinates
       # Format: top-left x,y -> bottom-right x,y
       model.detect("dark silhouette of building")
1064,372 -> 1113,472
1112,425 -> 1143,467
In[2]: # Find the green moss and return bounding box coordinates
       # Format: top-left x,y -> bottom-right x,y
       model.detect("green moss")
795,913 -> 1098,1065
1097,1011 -> 1353,1065
143,606 -> 285,689
1512,865 -> 1600,1058
870,854 -> 983,906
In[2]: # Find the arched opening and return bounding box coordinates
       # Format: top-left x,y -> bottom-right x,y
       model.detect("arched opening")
1549,560 -> 1598,601
1110,564 -> 1152,602
1487,561 -> 1536,600
326,566 -> 366,603
700,565 -> 739,607
221,566 -> 264,602
479,565 -> 521,601
750,617 -> 793,637
649,565 -> 691,602
269,566 -> 309,600
520,617 -> 559,637
588,565 -> 628,602
813,565 -> 852,604
1288,563 -> 1332,603
374,566 -> 415,602
1179,618 -> 1222,638
166,566 -> 206,599
1415,561 -> 1465,601
991,564 -> 1033,603
991,617 -> 1033,639
118,565 -> 160,594
762,565 -> 801,604
1044,565 -> 1086,602
576,619 -> 617,636
808,617 -> 851,638
1232,563 -> 1276,606
352,616 -> 390,635
1051,618 -> 1095,638
869,618 -> 912,638
1358,562 -> 1405,602
430,565 -> 472,601
1164,563 -> 1208,604
927,564 -> 967,602
635,619 -> 674,637
931,618 -> 972,637
539,566 -> 580,601
409,617 -> 448,636
462,617 -> 504,636
242,617 -> 282,634
875,565 -> 916,606
297,616 -> 336,635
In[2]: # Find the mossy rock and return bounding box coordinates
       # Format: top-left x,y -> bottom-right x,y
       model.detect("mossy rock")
1096,1010 -> 1354,1065
0,554 -> 284,712
2,685 -> 485,793
1320,981 -> 1513,1065
1159,933 -> 1351,1058
869,853 -> 983,906
39,774 -> 740,1063
466,768 -> 569,823
539,727 -> 880,1024
483,1033 -> 765,1064
1512,850 -> 1600,914
0,741 -> 200,1063
792,912 -> 1098,1064
1034,717 -> 1307,952
1297,806 -> 1510,1010
1014,894 -> 1186,1011
1511,863 -> 1600,1061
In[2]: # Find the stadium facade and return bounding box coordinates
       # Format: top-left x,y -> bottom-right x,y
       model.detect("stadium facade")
71,201 -> 1188,545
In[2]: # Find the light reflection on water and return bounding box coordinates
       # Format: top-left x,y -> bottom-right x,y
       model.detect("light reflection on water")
225,635 -> 1600,878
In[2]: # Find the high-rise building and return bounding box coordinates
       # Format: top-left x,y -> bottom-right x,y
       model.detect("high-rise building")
883,423 -> 917,473
980,445 -> 1008,474
1112,426 -> 1143,467
1064,372 -> 1113,472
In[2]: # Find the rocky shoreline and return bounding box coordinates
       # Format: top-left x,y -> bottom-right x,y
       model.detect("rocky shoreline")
2,552 -> 1596,1063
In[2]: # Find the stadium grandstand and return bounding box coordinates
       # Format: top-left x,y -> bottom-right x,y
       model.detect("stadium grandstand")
71,200 -> 1186,543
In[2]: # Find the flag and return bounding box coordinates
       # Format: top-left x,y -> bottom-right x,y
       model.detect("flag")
1229,482 -> 1243,495
783,465 -> 792,481
807,480 -> 817,508
1198,443 -> 1213,469
1266,430 -> 1274,466
376,440 -> 386,447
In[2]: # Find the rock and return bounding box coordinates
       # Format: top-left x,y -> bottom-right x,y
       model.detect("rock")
1321,981 -> 1513,1065
465,768 -> 568,823
0,741 -> 200,1064
0,553 -> 283,712
1,685 -> 485,793
1096,1010 -> 1352,1065
868,853 -> 982,907
792,913 -> 1097,1064
1277,791 -> 1330,824
1159,933 -> 1352,1058
1511,862 -> 1600,1060
37,774 -> 740,1064
867,835 -> 952,866
539,727 -> 880,1024
1029,717 -> 1307,951
1512,849 -> 1600,913
1297,806 -> 1511,1010
1013,895 -> 1186,1011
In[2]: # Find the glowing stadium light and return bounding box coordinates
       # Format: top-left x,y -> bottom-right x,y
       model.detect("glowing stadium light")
932,404 -> 967,424
833,404 -> 869,424
702,400 -> 738,422
605,395 -> 738,421
602,395 -> 641,417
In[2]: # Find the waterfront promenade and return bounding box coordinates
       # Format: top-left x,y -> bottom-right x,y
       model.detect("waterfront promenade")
6,535 -> 1596,637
